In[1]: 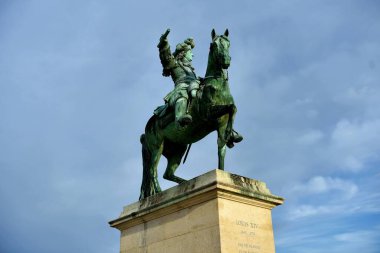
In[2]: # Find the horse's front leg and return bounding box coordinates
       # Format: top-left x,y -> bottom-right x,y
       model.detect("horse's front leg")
218,137 -> 227,170
224,104 -> 236,141
217,120 -> 228,170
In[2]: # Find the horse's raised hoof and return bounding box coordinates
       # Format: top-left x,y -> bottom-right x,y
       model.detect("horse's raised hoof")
227,130 -> 243,148
232,130 -> 243,143
177,115 -> 193,127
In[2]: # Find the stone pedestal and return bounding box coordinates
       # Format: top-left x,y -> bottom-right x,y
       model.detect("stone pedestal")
109,170 -> 284,253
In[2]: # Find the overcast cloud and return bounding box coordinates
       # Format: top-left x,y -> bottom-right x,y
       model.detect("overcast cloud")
1,0 -> 379,252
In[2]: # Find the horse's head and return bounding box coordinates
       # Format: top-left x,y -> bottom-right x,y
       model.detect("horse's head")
210,29 -> 231,69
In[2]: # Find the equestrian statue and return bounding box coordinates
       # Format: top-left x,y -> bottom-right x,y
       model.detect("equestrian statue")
139,28 -> 243,199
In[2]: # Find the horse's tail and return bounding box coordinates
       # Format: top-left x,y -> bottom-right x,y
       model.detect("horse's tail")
139,133 -> 151,200
139,115 -> 163,199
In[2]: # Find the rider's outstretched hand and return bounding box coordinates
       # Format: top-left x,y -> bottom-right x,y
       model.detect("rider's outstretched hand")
160,29 -> 170,41
158,29 -> 170,48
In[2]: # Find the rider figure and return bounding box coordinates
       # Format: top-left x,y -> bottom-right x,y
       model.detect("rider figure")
157,29 -> 200,127
157,29 -> 243,147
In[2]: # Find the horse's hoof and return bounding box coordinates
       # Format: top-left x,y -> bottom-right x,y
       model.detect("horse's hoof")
227,141 -> 234,148
233,134 -> 243,143
231,130 -> 243,143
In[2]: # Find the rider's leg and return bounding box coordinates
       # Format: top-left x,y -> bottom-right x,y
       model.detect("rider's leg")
175,97 -> 192,126
188,80 -> 200,98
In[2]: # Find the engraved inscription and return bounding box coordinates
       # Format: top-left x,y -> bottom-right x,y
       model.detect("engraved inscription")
238,242 -> 261,253
235,219 -> 261,253
236,220 -> 259,229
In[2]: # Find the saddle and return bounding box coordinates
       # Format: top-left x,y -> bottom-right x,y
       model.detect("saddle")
153,104 -> 174,128
153,80 -> 206,129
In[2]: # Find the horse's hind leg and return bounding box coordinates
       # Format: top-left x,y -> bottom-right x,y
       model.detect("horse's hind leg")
163,142 -> 187,184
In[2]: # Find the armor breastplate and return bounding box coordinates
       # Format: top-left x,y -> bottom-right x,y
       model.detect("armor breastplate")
171,63 -> 197,85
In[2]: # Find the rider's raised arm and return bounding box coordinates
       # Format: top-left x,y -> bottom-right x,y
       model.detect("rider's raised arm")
157,29 -> 175,77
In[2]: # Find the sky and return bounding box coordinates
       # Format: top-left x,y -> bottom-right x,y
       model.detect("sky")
1,0 -> 380,252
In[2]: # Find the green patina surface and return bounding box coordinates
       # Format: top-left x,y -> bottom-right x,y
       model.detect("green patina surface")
139,29 -> 243,200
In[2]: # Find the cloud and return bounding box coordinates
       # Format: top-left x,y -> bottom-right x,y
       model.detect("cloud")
1,1 -> 380,253
277,226 -> 380,253
329,119 -> 380,171
334,230 -> 379,243
283,174 -> 380,222
288,204 -> 343,220
287,176 -> 359,220
291,176 -> 358,197
296,129 -> 324,145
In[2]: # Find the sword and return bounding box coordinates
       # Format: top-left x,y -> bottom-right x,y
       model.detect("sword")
182,144 -> 192,164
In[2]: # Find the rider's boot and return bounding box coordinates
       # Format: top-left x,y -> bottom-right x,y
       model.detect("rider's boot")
227,129 -> 243,148
175,97 -> 192,127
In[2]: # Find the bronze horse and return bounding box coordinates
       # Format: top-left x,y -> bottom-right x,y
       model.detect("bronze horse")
139,29 -> 240,199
